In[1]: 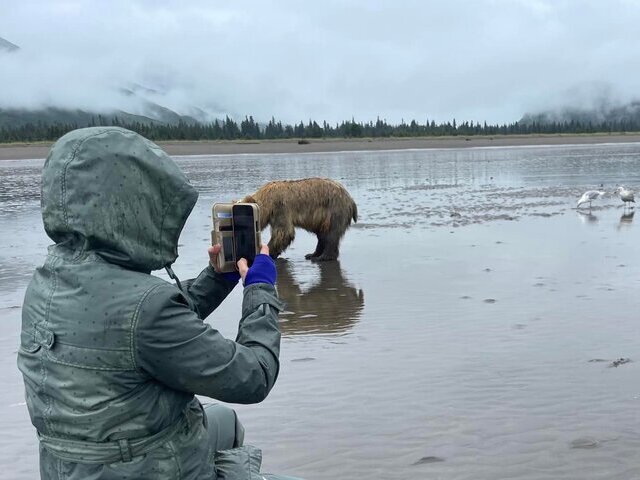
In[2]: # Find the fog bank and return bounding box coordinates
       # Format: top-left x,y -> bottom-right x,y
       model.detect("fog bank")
2,1 -> 640,124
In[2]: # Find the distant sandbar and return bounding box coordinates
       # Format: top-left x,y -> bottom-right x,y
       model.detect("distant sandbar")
2,133 -> 640,161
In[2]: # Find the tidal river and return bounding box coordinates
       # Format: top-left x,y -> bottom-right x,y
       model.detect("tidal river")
1,143 -> 640,479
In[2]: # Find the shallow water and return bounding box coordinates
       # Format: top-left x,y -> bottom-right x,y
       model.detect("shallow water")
2,144 -> 640,479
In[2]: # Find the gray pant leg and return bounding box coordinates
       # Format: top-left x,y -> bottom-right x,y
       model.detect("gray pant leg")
203,403 -> 245,452
261,475 -> 306,480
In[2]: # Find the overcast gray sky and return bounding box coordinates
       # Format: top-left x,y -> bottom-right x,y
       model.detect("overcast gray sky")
1,0 -> 639,124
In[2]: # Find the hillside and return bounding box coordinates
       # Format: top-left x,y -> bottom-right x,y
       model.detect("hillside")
0,36 -> 203,128
520,101 -> 640,128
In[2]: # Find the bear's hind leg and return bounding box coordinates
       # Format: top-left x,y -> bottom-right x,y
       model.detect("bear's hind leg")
305,234 -> 327,260
310,230 -> 341,261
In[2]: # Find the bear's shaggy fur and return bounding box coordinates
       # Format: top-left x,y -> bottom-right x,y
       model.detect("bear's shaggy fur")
242,178 -> 357,261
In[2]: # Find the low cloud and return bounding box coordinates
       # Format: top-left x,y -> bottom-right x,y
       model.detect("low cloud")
2,0 -> 640,124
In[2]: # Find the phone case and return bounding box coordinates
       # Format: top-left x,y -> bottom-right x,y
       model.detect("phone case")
212,203 -> 237,272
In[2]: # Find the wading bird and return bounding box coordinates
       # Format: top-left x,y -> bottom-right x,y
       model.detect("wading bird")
576,190 -> 606,209
614,186 -> 635,208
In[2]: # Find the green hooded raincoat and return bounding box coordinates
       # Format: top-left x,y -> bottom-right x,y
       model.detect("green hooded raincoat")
17,127 -> 283,479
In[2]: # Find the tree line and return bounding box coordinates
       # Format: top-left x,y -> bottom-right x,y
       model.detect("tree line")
1,114 -> 639,143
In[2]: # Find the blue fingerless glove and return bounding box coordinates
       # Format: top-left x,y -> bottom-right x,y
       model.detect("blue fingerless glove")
244,254 -> 277,286
222,271 -> 241,284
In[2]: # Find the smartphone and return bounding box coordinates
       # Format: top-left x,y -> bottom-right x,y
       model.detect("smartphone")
211,202 -> 261,272
232,203 -> 261,267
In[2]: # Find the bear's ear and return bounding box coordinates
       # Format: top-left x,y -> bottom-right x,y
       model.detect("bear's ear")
243,195 -> 257,204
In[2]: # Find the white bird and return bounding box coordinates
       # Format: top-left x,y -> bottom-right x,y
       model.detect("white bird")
614,186 -> 635,208
576,190 -> 605,209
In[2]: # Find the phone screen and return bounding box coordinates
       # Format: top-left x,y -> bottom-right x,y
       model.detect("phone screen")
232,205 -> 257,266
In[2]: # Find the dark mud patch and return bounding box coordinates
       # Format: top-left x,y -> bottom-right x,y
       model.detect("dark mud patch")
351,222 -> 414,230
531,212 -> 560,217
412,456 -> 445,465
405,184 -> 459,191
570,437 -> 600,449
588,358 -> 632,367
483,298 -> 497,304
478,214 -> 518,222
291,357 -> 316,362
609,358 -> 632,368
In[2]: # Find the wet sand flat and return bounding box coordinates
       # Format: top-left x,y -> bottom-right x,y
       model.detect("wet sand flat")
2,143 -> 640,479
2,132 -> 640,160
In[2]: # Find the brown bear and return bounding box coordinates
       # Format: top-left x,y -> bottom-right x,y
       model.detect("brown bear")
242,177 -> 358,261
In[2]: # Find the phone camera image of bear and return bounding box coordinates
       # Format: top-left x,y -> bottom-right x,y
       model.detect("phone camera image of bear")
242,178 -> 358,261
275,259 -> 364,336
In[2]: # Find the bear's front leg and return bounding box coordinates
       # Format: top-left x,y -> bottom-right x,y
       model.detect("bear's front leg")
268,225 -> 295,259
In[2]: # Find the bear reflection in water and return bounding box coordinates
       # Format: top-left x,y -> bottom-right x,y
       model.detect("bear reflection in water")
275,259 -> 364,336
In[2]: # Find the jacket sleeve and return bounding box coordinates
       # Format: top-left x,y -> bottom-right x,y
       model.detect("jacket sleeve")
133,282 -> 283,404
181,265 -> 237,319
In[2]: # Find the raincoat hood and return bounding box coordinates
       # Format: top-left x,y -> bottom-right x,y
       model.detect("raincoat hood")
41,127 -> 198,271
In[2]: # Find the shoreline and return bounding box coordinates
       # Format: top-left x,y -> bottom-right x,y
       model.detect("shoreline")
2,133 -> 640,160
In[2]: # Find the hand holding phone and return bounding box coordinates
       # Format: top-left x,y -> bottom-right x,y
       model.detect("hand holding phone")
237,245 -> 276,286
211,202 -> 261,273
207,244 -> 241,282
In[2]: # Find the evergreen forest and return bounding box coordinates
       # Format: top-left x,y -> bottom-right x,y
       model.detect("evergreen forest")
2,114 -> 639,143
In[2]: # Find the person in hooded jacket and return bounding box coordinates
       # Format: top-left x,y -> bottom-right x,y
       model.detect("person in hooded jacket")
17,127 -> 299,479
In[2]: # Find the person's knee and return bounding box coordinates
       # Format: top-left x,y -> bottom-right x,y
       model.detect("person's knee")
203,404 -> 244,450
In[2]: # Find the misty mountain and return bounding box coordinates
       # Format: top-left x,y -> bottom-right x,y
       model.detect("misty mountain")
0,36 -> 207,129
118,87 -> 199,125
0,99 -> 201,129
0,107 -> 168,129
520,100 -> 640,127
0,82 -> 201,129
